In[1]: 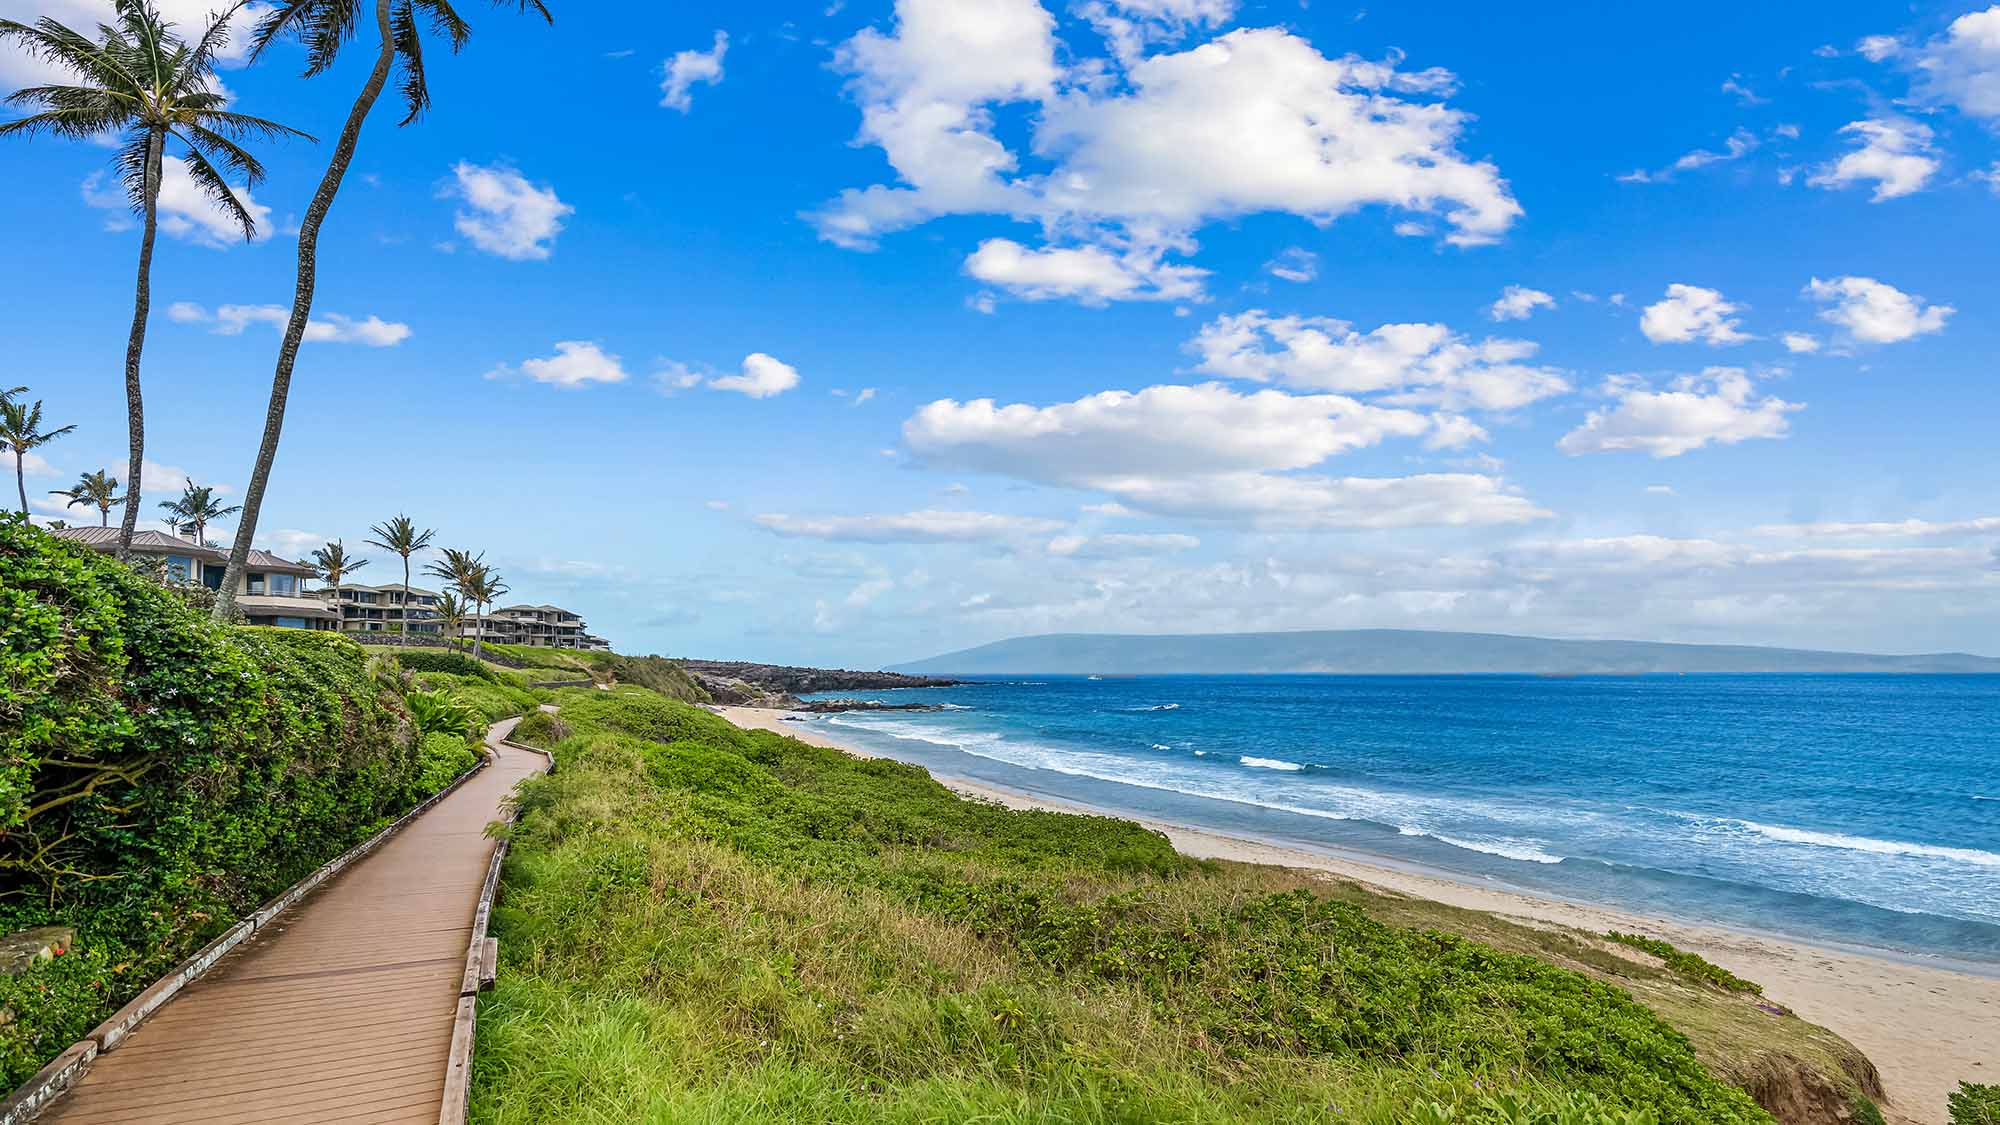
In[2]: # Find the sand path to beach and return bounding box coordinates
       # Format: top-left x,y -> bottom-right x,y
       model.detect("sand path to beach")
717,705 -> 1999,1125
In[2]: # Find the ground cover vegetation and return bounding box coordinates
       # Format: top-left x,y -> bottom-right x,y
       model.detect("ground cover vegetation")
473,688 -> 1884,1125
0,520 -> 521,1086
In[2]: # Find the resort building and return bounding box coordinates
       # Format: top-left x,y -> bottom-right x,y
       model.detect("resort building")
52,527 -> 335,630
320,582 -> 444,636
463,603 -> 601,649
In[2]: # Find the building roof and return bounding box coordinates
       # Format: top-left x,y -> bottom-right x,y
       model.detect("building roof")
51,527 -> 314,574
329,582 -> 440,597
494,603 -> 580,616
236,595 -> 338,620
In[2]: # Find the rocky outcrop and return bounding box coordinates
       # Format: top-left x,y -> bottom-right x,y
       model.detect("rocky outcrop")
677,660 -> 961,701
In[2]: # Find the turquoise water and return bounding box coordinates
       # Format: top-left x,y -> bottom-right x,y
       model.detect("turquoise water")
801,675 -> 2000,965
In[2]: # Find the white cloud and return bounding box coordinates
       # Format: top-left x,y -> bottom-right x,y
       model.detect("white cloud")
853,387 -> 877,405
705,499 -> 731,511
442,162 -> 572,260
2,450 -> 58,477
1076,0 -> 1234,64
1047,531 -> 1200,557
1721,77 -> 1764,105
1264,247 -> 1318,283
755,509 -> 1066,542
1781,332 -> 1821,354
172,302 -> 412,346
1639,284 -> 1751,346
1805,119 -> 1938,201
1753,515 -> 2000,539
1978,162 -> 2000,192
708,353 -> 801,398
810,9 -> 1520,302
81,157 -> 272,248
1617,128 -> 1758,184
1188,310 -> 1569,412
661,30 -> 728,112
1645,485 -> 1676,495
487,340 -> 629,388
1488,285 -> 1554,321
140,460 -> 231,496
1558,368 -> 1800,458
2,1 -> 268,88
1804,276 -> 1953,344
903,381 -> 1544,529
963,238 -> 1206,303
260,528 -> 331,560
1857,34 -> 1903,62
1905,6 -> 2000,123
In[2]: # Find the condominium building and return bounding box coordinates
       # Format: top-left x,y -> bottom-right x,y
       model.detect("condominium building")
320,582 -> 444,636
52,527 -> 336,630
463,603 -> 597,649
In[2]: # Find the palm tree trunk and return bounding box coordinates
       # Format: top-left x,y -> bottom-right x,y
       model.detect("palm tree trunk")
117,129 -> 163,561
213,0 -> 395,622
13,458 -> 24,516
472,599 -> 484,661
399,555 -> 410,650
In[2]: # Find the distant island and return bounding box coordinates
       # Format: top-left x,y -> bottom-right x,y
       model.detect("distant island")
891,629 -> 2000,676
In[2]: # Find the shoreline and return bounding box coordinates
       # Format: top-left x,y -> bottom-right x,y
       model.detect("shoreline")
718,704 -> 2000,1125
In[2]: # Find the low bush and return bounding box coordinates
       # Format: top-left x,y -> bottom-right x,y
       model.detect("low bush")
0,519 -> 426,1087
507,710 -> 571,749
473,689 -> 1771,1124
1604,932 -> 1761,994
591,654 -> 708,701
407,672 -> 539,724
395,650 -> 494,680
1953,1081 -> 2000,1125
417,731 -> 481,794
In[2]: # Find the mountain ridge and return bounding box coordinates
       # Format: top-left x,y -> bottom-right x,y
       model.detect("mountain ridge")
889,628 -> 2000,676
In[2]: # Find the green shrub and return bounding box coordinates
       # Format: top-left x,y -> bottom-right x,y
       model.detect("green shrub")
1604,932 -> 1761,994
407,689 -> 480,741
0,518 -> 424,1086
592,654 -> 708,701
507,710 -> 571,749
395,650 -> 494,680
417,731 -> 481,793
406,672 -> 538,724
1953,1082 -> 2000,1125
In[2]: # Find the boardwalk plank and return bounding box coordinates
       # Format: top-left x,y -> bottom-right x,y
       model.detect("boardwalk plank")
39,720 -> 545,1125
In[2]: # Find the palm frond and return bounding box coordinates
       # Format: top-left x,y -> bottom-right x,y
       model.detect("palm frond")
414,0 -> 470,51
173,138 -> 259,240
389,0 -> 430,125
184,108 -> 315,145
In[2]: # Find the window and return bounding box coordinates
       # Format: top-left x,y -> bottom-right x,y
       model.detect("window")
248,573 -> 267,595
270,574 -> 297,596
166,555 -> 191,583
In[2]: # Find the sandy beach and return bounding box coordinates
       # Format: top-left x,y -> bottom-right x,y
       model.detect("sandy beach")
718,704 -> 1999,1125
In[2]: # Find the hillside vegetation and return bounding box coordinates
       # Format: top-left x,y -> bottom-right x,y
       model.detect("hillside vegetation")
0,520 -> 521,1087
474,687 -> 1882,1124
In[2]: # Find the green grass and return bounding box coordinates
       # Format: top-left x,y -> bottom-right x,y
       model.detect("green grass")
1603,933 -> 1761,994
468,689 -> 1880,1124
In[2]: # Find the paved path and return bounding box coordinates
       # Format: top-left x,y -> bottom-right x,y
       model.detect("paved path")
41,720 -> 548,1125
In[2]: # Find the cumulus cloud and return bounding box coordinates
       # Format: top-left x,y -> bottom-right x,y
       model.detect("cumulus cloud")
486,341 -> 629,388
963,238 -> 1206,303
661,30 -> 728,112
81,157 -> 272,248
1803,276 -> 1953,344
1188,310 -> 1569,412
171,302 -> 412,346
903,382 -> 1545,529
708,353 -> 801,398
810,5 -> 1520,302
1558,369 -> 1799,458
1488,285 -> 1554,321
1639,284 -> 1751,346
442,162 -> 572,260
1805,119 -> 1938,201
1076,0 -> 1234,64
1903,5 -> 2000,123
755,509 -> 1066,542
2,0 -> 268,88
1781,332 -> 1821,354
1752,515 -> 2000,538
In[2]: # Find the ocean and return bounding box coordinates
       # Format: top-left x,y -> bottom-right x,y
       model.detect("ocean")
799,674 -> 2000,966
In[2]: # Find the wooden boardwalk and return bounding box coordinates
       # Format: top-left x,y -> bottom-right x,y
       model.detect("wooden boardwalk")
40,720 -> 548,1125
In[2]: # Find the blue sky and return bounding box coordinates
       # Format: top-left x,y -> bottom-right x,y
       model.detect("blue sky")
5,0 -> 1998,664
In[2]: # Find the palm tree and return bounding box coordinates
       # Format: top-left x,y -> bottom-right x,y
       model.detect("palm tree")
1,2 -> 309,559
307,539 -> 367,631
463,563 -> 508,660
50,469 -> 123,526
213,0 -> 553,622
423,547 -> 496,658
157,477 -> 239,546
0,399 -> 78,516
432,590 -> 467,647
365,514 -> 434,647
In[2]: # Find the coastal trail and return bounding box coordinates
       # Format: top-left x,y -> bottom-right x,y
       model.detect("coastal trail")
36,717 -> 548,1124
